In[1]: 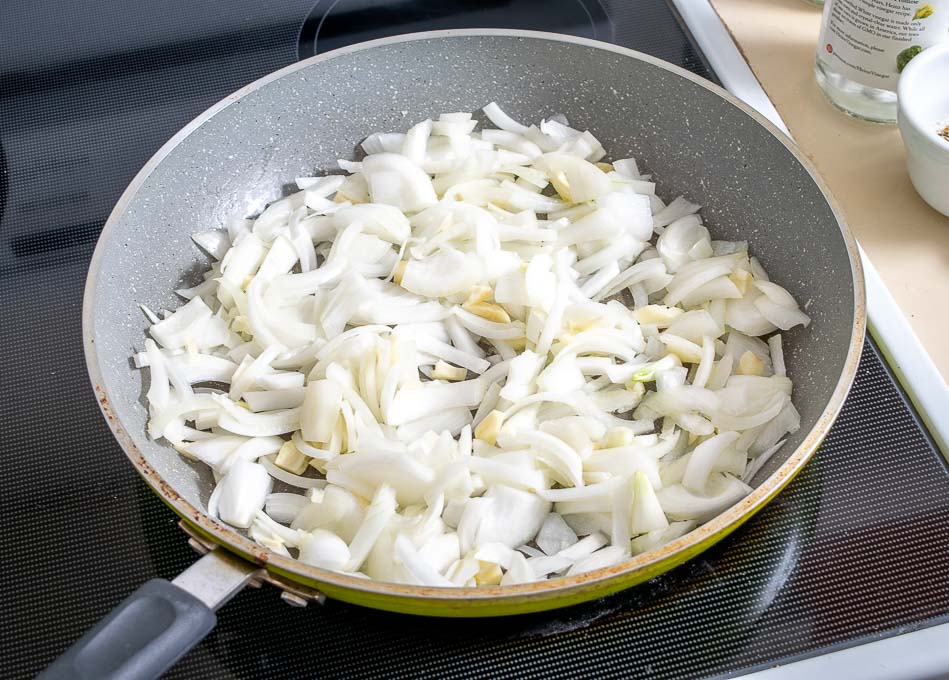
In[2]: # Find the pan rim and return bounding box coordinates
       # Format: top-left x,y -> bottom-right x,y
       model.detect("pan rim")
82,28 -> 866,607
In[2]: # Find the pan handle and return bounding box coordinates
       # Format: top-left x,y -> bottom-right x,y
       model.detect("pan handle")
39,548 -> 258,680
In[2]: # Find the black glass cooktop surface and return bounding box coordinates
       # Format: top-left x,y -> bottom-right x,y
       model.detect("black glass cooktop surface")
2,2 -> 947,678
300,0 -> 613,57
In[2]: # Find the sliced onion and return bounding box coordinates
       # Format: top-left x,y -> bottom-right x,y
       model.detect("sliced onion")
259,454 -> 327,490
135,104 -> 810,587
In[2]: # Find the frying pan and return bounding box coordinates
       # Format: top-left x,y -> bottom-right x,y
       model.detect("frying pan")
44,29 -> 864,679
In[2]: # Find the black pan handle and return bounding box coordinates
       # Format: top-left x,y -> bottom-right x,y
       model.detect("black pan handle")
38,579 -> 215,680
39,549 -> 257,680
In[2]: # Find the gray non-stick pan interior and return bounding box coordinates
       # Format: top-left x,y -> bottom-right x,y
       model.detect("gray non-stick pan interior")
88,33 -> 857,521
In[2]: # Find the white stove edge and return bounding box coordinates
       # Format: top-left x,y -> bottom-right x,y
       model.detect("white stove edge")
673,2 -> 949,679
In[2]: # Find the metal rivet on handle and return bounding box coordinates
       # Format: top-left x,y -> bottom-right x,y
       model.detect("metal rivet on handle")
187,538 -> 210,556
280,591 -> 309,608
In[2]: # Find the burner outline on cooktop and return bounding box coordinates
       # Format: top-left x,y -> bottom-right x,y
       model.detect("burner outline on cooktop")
298,0 -> 613,59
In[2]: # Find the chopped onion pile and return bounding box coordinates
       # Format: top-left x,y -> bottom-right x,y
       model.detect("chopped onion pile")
135,104 -> 809,586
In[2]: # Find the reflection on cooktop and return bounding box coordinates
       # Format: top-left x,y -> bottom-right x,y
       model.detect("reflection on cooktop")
299,0 -> 613,58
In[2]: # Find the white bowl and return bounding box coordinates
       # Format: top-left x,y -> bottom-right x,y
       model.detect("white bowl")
897,43 -> 949,218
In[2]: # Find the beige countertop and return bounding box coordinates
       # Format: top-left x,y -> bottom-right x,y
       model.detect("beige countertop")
711,0 -> 949,381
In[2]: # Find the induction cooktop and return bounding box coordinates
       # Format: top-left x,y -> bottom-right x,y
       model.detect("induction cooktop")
2,2 -> 947,678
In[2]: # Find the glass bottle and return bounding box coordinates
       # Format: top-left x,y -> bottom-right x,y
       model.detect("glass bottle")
814,0 -> 947,123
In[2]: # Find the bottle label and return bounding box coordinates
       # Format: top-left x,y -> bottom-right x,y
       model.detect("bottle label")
817,0 -> 948,91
